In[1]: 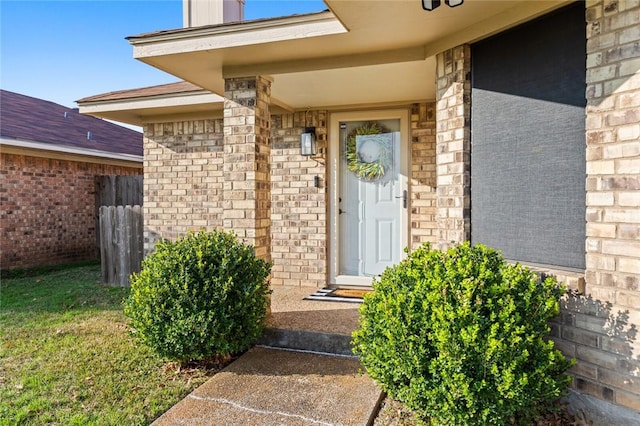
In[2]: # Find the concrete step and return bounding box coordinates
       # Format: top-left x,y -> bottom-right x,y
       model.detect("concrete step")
259,327 -> 354,356
151,346 -> 383,426
262,285 -> 362,356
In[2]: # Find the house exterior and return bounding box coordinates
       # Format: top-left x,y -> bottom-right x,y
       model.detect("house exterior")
78,0 -> 639,421
0,90 -> 142,270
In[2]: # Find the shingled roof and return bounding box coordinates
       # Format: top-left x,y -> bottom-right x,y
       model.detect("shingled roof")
76,81 -> 204,103
1,89 -> 142,156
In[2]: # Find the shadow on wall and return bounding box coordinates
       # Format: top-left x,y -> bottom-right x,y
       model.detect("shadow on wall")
552,293 -> 639,407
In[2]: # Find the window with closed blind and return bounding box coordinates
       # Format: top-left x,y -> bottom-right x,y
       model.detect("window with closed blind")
470,2 -> 586,271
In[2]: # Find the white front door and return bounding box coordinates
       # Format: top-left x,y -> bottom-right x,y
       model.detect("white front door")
330,111 -> 408,287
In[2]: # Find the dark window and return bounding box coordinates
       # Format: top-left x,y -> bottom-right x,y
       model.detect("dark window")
470,2 -> 586,270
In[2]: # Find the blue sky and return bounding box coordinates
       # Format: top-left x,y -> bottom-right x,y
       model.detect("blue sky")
1,0 -> 327,109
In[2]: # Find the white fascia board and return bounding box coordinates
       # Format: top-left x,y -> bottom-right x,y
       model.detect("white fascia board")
78,91 -> 224,114
0,137 -> 143,163
130,11 -> 347,58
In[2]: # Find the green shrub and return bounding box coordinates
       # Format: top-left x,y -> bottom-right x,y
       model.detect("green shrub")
124,230 -> 271,362
352,242 -> 573,425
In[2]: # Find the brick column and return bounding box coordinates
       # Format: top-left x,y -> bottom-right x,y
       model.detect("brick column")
435,45 -> 471,248
223,76 -> 272,261
582,0 -> 640,411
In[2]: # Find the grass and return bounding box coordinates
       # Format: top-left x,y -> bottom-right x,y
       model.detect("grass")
0,264 -> 224,426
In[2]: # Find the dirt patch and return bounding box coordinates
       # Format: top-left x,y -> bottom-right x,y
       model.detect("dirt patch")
373,398 -> 419,425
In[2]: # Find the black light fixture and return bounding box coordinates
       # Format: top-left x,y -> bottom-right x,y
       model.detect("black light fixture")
422,0 -> 463,11
300,126 -> 317,156
422,0 -> 440,10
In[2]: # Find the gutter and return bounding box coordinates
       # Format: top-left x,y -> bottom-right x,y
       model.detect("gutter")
1,137 -> 143,164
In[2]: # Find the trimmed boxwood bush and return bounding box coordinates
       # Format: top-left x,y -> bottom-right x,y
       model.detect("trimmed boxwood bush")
352,242 -> 573,425
124,230 -> 271,362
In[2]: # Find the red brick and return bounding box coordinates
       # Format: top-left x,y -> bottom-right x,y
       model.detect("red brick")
0,153 -> 141,270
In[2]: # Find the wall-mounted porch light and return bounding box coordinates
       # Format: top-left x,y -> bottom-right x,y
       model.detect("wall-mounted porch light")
422,0 -> 463,11
300,126 -> 317,156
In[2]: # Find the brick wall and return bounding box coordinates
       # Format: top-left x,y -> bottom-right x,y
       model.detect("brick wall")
143,118 -> 225,253
435,45 -> 471,248
410,102 -> 438,249
140,103 -> 438,288
270,110 -> 328,287
0,152 -> 141,270
142,107 -> 330,287
567,0 -> 640,410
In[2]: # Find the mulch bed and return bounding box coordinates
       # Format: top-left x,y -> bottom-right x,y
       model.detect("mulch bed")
373,397 -> 593,425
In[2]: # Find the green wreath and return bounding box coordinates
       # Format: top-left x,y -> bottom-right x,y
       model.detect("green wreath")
346,122 -> 390,180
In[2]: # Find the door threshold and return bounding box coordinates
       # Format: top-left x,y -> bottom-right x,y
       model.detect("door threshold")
333,275 -> 374,287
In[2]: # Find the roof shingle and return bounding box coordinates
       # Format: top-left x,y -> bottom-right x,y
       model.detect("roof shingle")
1,89 -> 142,156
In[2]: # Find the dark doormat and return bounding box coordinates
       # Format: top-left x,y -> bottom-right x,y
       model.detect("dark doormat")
304,288 -> 373,303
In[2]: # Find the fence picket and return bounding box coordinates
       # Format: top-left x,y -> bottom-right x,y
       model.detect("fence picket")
99,205 -> 143,287
95,175 -> 143,207
94,175 -> 143,258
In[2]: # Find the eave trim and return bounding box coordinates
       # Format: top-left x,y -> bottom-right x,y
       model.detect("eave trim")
77,91 -> 224,113
129,11 -> 347,58
1,137 -> 143,164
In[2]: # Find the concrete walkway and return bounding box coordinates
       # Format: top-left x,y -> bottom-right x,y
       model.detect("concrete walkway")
152,346 -> 382,425
151,286 -> 384,425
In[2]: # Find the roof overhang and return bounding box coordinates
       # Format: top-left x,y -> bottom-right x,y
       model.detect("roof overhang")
1,137 -> 143,167
124,0 -> 570,111
78,84 -> 225,126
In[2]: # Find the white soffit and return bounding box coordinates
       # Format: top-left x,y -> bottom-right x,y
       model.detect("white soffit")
272,58 -> 437,108
126,1 -> 569,109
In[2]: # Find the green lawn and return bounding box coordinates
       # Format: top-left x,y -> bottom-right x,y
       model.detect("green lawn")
0,264 -> 222,426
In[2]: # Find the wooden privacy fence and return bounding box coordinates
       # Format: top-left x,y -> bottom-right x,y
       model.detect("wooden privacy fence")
95,175 -> 143,207
95,175 -> 143,287
99,205 -> 143,287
